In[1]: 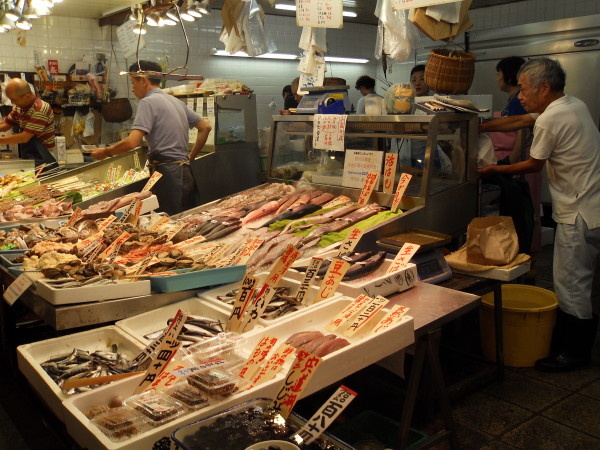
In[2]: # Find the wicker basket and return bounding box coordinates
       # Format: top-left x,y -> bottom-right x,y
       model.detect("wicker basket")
425,48 -> 475,95
323,77 -> 347,86
101,98 -> 133,123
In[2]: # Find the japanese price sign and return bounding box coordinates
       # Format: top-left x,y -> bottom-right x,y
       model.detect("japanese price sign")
292,385 -> 357,445
391,172 -> 412,212
97,215 -> 117,231
296,0 -> 344,28
134,310 -> 186,393
271,350 -> 322,418
233,237 -> 264,265
146,362 -> 186,391
386,242 -> 420,274
238,335 -> 278,381
313,114 -> 348,151
119,198 -> 140,223
383,153 -> 398,194
322,195 -> 351,209
98,231 -> 131,260
173,234 -> 207,250
295,257 -> 324,306
342,150 -> 384,189
357,172 -> 379,206
372,305 -> 411,334
316,258 -> 350,302
125,199 -> 143,226
337,227 -> 364,256
344,295 -> 389,337
142,171 -> 163,192
148,216 -> 171,232
250,343 -> 296,388
226,274 -> 259,332
324,294 -> 372,332
3,273 -> 42,306
66,207 -> 84,228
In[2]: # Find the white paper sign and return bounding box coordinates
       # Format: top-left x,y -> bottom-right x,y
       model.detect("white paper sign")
342,150 -> 384,188
298,64 -> 326,96
392,0 -> 463,10
206,97 -> 215,116
313,114 -> 347,151
117,20 -> 146,60
297,0 -> 344,28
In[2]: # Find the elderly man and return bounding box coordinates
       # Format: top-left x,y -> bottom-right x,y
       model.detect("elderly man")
0,78 -> 56,166
92,60 -> 211,216
479,58 -> 600,372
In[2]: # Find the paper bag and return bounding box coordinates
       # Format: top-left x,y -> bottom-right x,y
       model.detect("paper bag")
410,0 -> 472,41
466,216 -> 519,266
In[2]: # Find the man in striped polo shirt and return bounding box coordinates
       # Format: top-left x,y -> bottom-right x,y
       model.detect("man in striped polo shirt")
0,78 -> 56,166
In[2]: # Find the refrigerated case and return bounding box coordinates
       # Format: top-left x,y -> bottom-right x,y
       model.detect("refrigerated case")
267,113 -> 479,246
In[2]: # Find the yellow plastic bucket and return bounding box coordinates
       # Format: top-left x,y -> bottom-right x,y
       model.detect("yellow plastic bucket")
480,284 -> 558,367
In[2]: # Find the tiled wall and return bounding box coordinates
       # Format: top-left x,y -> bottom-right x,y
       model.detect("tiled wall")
1,0 -> 599,135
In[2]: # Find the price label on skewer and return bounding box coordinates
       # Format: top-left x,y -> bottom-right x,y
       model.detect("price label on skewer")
0,181 -> 17,198
142,171 -> 163,192
383,153 -> 398,194
316,258 -> 350,302
372,304 -> 410,334
322,195 -> 351,209
336,227 -> 364,256
99,231 -> 131,260
119,199 -> 140,223
325,294 -> 372,332
133,152 -> 141,170
233,238 -> 264,265
114,165 -> 122,183
105,163 -> 114,183
238,335 -> 278,381
97,215 -> 117,231
226,274 -> 259,332
172,235 -> 206,249
344,295 -> 389,337
249,343 -> 296,388
148,216 -> 171,231
125,199 -> 143,226
391,173 -> 412,213
66,207 -> 84,228
357,172 -> 379,206
166,223 -> 186,241
295,257 -> 323,306
77,232 -> 105,257
386,242 -> 420,274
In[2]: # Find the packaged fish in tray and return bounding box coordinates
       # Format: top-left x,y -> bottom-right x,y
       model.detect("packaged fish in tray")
165,382 -> 212,410
187,368 -> 243,399
124,391 -> 187,427
92,407 -> 152,443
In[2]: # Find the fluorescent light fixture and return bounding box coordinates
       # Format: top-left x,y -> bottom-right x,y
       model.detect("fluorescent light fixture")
211,49 -> 298,60
274,3 -> 356,17
324,56 -> 369,63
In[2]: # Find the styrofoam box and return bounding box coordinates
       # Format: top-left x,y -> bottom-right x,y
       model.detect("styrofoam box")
286,260 -> 418,299
36,279 -> 151,305
17,326 -> 145,422
454,262 -> 531,282
198,274 -> 342,325
115,297 -> 233,346
62,298 -> 414,450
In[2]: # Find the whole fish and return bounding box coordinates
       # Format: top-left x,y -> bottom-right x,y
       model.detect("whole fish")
275,192 -> 302,214
343,251 -> 387,280
281,204 -> 361,234
263,203 -> 322,228
204,223 -> 241,241
240,200 -> 281,225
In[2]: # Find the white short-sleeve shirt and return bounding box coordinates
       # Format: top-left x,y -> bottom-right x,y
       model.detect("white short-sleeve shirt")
530,95 -> 600,228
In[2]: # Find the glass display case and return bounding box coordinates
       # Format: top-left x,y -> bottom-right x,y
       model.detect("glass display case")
267,113 -> 479,241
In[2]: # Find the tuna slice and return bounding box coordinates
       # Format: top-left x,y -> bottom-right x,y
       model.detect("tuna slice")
285,331 -> 324,347
314,338 -> 351,357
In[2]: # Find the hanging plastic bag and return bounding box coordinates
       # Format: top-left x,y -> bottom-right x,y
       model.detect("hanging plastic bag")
374,0 -> 420,63
83,111 -> 95,138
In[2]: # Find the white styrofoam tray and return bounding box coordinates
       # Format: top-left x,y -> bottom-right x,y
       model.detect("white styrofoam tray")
198,274 -> 342,325
454,262 -> 531,281
62,297 -> 414,450
17,326 -> 145,422
35,279 -> 151,305
116,194 -> 160,216
115,297 -> 232,346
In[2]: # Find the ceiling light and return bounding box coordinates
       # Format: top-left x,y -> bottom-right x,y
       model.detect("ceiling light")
274,3 -> 355,17
146,12 -> 160,26
23,6 -> 38,19
324,56 -> 369,64
128,7 -> 137,21
187,7 -> 202,18
161,12 -> 176,26
52,0 -> 63,3
180,9 -> 195,21
133,22 -> 146,35
5,7 -> 22,21
165,8 -> 179,22
211,49 -> 299,60
0,16 -> 15,29
16,18 -> 32,30
343,11 -> 357,17
196,0 -> 210,15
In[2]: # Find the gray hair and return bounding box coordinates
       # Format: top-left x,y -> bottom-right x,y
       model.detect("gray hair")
517,58 -> 566,92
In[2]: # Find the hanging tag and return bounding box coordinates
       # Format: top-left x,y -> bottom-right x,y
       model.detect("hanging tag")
322,195 -> 351,209
344,295 -> 389,337
238,335 -> 278,381
291,385 -> 357,445
250,343 -> 296,388
226,274 -> 259,332
324,294 -> 372,332
386,242 -> 420,274
391,173 -> 412,213
295,257 -> 323,306
270,350 -> 322,418
66,207 -> 84,228
316,258 -> 350,302
336,227 -> 364,256
372,305 -> 410,334
142,171 -> 163,192
383,153 -> 398,194
357,172 -> 379,206
206,97 -> 215,116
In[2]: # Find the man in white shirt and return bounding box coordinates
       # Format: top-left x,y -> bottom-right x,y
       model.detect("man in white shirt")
479,58 -> 600,372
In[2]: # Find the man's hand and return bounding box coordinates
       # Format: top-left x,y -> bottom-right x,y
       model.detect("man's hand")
91,147 -> 111,160
477,164 -> 499,177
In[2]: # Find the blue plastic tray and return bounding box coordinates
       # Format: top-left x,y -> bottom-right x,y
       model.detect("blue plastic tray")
0,250 -> 27,268
148,264 -> 247,293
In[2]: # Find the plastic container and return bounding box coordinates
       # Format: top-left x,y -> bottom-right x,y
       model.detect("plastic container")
187,368 -> 240,398
480,284 -> 558,367
166,383 -> 212,410
124,391 -> 187,427
147,264 -> 246,293
92,407 -> 151,442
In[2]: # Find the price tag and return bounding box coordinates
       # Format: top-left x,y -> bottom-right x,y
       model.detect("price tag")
296,0 -> 343,28
134,310 -> 186,394
324,294 -> 372,332
3,273 -> 37,305
187,98 -> 195,109
133,151 -> 141,170
250,343 -> 296,388
204,242 -> 232,265
232,237 -> 264,265
312,114 -> 347,151
291,385 -> 357,445
77,232 -> 105,257
383,153 -> 398,194
206,97 -> 215,116
295,257 -> 323,306
66,207 -> 84,228
105,163 -> 114,182
336,227 -> 364,256
146,361 -> 187,391
171,358 -> 228,378
130,253 -> 158,277
391,173 -> 412,213
148,216 -> 171,231
142,171 -> 163,192
86,241 -> 105,263
262,245 -> 300,288
270,350 -> 322,418
344,295 -> 389,337
119,199 -> 139,223
240,282 -> 278,332
386,242 -> 420,274
226,274 -> 258,332
99,231 -> 131,260
0,180 -> 17,198
114,165 -> 122,182
322,195 -> 351,209
316,258 -> 350,302
97,215 -> 117,231
125,199 -> 143,226
357,172 -> 379,206
166,223 -> 186,241
238,335 -> 278,381
372,305 -> 410,334
173,234 -> 207,249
